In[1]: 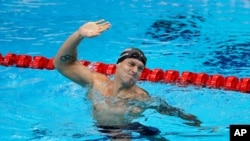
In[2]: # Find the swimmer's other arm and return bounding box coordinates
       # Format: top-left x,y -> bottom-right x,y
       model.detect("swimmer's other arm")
148,98 -> 202,127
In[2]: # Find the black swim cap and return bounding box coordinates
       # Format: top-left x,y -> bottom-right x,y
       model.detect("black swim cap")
117,48 -> 147,66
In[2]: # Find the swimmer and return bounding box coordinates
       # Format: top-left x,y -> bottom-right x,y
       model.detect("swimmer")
54,19 -> 201,140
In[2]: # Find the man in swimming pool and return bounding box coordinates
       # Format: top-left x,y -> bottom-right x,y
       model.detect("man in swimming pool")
54,19 -> 201,139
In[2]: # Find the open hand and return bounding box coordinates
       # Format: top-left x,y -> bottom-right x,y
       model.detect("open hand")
78,19 -> 111,38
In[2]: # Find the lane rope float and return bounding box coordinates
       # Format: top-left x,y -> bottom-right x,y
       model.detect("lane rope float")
1,52 -> 250,94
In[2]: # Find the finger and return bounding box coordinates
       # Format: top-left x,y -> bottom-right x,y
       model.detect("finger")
98,25 -> 110,32
98,22 -> 111,29
100,22 -> 111,26
95,19 -> 105,24
99,21 -> 110,27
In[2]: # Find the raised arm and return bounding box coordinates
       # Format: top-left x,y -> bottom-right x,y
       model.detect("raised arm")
54,19 -> 111,86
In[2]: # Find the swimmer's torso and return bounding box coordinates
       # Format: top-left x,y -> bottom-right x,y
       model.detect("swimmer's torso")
87,73 -> 150,126
89,89 -> 148,126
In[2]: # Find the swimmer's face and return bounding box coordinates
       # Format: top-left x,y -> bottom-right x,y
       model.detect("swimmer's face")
116,58 -> 144,86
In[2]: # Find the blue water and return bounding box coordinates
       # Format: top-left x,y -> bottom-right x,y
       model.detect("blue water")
1,0 -> 250,140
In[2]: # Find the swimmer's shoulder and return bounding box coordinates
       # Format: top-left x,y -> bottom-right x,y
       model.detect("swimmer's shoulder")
88,72 -> 111,97
135,86 -> 150,100
91,72 -> 111,92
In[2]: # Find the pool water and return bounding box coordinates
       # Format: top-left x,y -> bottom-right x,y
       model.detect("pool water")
1,0 -> 250,141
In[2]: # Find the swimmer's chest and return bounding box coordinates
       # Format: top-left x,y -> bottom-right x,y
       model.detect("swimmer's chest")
89,86 -> 146,115
94,97 -> 144,115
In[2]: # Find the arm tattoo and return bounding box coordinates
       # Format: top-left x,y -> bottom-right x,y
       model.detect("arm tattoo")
60,55 -> 76,62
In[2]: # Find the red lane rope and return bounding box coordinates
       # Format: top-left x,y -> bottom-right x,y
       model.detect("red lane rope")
1,52 -> 250,94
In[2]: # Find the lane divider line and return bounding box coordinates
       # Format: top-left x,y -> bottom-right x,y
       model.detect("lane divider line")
1,52 -> 249,93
